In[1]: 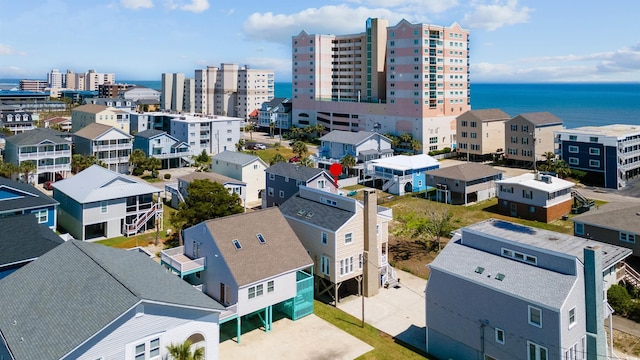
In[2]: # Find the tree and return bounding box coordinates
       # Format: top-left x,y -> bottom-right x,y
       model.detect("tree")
171,179 -> 243,233
166,340 -> 204,360
192,150 -> 211,172
393,204 -> 454,251
385,133 -> 400,149
608,284 -> 632,316
410,139 -> 422,153
244,122 -> 255,141
299,156 -> 314,168
269,121 -> 276,139
554,160 -> 572,179
270,153 -> 286,165
340,154 -> 357,176
18,161 -> 36,184
0,162 -> 17,179
425,204 -> 454,251
145,156 -> 162,178
292,141 -> 308,158
129,149 -> 148,175
235,139 -> 246,152
289,126 -> 303,141
72,154 -> 103,174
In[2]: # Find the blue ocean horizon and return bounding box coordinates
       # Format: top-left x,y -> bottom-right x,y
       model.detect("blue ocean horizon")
3,78 -> 638,130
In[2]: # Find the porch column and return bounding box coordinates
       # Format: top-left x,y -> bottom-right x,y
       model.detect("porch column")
236,317 -> 241,344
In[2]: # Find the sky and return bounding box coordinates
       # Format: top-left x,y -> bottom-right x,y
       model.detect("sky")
1,0 -> 640,83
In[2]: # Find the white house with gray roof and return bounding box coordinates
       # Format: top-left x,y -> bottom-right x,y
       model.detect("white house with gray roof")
52,165 -> 163,240
74,122 -> 133,174
279,187 -> 394,303
264,162 -> 337,208
161,208 -> 314,344
426,219 -> 631,360
316,131 -> 393,178
211,151 -> 268,206
166,171 -> 247,209
0,240 -> 224,360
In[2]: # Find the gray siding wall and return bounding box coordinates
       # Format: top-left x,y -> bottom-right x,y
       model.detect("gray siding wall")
560,269 -> 587,357
4,142 -> 17,164
265,174 -> 299,207
426,270 -> 562,360
581,224 -> 639,256
83,198 -> 126,226
74,136 -> 93,156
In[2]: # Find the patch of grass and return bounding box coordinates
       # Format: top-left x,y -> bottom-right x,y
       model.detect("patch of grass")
244,147 -> 297,164
314,300 -> 430,360
96,204 -> 177,249
141,175 -> 162,183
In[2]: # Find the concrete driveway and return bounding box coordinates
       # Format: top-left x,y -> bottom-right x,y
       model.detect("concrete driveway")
219,314 -> 373,360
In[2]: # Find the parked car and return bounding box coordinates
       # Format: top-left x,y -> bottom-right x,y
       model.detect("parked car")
44,181 -> 54,191
253,143 -> 267,150
289,156 -> 301,163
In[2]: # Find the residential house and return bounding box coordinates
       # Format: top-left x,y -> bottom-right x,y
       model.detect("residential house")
0,110 -> 36,135
133,129 -> 191,169
279,187 -> 394,303
211,151 -> 268,206
71,103 -> 131,133
42,116 -> 72,132
425,163 -> 503,205
317,131 -> 394,178
257,97 -> 292,132
0,240 -> 224,360
573,202 -> 640,257
0,176 -> 59,229
166,171 -> 247,209
122,86 -> 161,103
504,112 -> 563,167
365,154 -> 439,195
264,162 -> 337,208
555,124 -> 640,189
83,97 -> 134,109
0,214 -> 64,280
53,165 -> 163,240
4,127 -> 72,183
169,113 -> 243,155
426,218 -> 631,360
74,123 -> 133,174
456,109 -> 510,161
161,208 -> 313,343
496,172 -> 574,223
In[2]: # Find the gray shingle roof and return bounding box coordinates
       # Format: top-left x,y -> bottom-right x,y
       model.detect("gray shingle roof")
72,104 -> 109,114
212,150 -> 265,167
279,192 -> 356,231
0,214 -> 63,268
572,202 -> 640,234
0,177 -> 58,213
6,127 -> 71,146
429,240 -> 576,309
263,97 -> 289,108
513,112 -> 563,126
202,208 -> 313,286
457,109 -> 510,122
178,171 -> 245,185
425,163 -> 503,182
52,165 -> 161,203
74,122 -> 131,140
266,162 -> 328,182
135,129 -> 166,139
0,240 -> 223,360
319,130 -> 382,145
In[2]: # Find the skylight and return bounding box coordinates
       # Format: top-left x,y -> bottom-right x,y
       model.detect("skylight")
232,239 -> 242,250
495,273 -> 506,281
474,266 -> 485,274
257,233 -> 266,244
305,211 -> 314,219
297,209 -> 306,217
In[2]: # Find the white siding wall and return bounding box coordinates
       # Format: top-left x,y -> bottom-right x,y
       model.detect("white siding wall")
241,162 -> 267,204
237,272 -> 297,316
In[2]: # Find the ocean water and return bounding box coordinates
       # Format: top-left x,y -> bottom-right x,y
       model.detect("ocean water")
3,78 -> 638,130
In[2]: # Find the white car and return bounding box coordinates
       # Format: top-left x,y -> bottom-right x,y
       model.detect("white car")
253,143 -> 267,150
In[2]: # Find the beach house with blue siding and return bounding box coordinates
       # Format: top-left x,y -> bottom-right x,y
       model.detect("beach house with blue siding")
316,131 -> 394,178
0,177 -> 58,229
365,154 -> 439,195
133,129 -> 191,169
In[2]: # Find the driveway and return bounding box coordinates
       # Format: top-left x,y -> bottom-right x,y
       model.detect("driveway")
219,314 -> 373,360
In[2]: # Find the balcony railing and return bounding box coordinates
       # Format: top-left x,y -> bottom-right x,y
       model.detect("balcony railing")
94,143 -> 132,151
160,246 -> 205,276
19,150 -> 71,159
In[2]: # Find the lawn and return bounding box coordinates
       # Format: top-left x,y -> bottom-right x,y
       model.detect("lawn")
314,300 -> 430,360
96,203 -> 177,249
243,146 -> 297,164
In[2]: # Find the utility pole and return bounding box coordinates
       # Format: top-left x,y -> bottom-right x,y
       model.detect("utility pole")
530,131 -> 537,172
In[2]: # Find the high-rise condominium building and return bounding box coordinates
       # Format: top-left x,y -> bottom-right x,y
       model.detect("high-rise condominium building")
63,70 -> 115,91
47,69 -> 66,89
292,18 -> 470,152
195,64 -> 274,120
160,73 -> 195,113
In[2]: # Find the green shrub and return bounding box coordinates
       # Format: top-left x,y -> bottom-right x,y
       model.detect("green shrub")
608,284 -> 632,316
628,300 -> 640,322
164,173 -> 171,180
132,167 -> 144,176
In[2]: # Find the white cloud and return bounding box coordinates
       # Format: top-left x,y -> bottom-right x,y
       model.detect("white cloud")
121,0 -> 153,10
462,0 -> 532,31
345,0 -> 458,14
180,0 -> 209,13
0,44 -> 26,56
243,5 -> 409,44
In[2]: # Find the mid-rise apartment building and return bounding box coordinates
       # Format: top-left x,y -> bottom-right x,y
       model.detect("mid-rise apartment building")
64,69 -> 115,91
556,124 -> 640,189
504,112 -> 563,167
47,69 -> 65,89
195,64 -> 274,120
291,18 -> 470,152
19,79 -> 47,92
456,109 -> 510,161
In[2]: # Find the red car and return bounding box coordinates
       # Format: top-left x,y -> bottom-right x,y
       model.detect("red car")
289,156 -> 301,163
44,181 -> 54,190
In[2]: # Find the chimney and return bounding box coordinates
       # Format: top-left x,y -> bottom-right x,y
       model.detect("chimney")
363,189 -> 379,297
584,246 -> 606,360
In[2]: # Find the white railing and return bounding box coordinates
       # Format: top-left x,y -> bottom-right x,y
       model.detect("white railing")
99,157 -> 130,164
160,246 -> 206,274
380,254 -> 388,265
150,151 -> 193,159
37,164 -> 71,172
19,150 -> 71,159
219,303 -> 239,321
123,202 -> 162,236
94,143 -> 132,151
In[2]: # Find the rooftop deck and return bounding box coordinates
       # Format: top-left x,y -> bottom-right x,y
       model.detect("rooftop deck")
160,246 -> 205,277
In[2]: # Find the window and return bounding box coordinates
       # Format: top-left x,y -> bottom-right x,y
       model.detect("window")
100,200 -> 108,214
248,286 -> 255,299
511,136 -> 518,144
568,145 -> 579,153
521,137 -> 529,145
341,257 -> 354,275
232,239 -> 242,250
528,341 -> 548,360
470,121 -> 477,128
321,256 -> 330,275
589,136 -> 598,142
268,187 -> 274,196
321,232 -> 328,245
522,125 -> 529,132
569,135 -> 577,141
32,209 -> 47,224
318,180 -> 325,189
149,338 -> 160,359
495,328 -> 505,344
522,190 -> 533,199
575,223 -> 585,235
589,159 -> 600,167
589,147 -> 600,155
569,157 -> 579,165
268,280 -> 274,293
569,307 -> 576,328
529,305 -> 542,328
256,284 -> 263,296
269,173 -> 275,180
359,253 -> 363,269
511,124 -> 518,131
135,343 -> 145,360
470,132 -> 477,139
279,190 -> 284,198
461,120 -> 467,127
620,232 -> 636,243
344,232 -> 353,244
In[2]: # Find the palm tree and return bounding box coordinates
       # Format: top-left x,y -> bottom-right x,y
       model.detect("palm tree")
292,141 -> 309,158
299,157 -> 314,168
146,156 -> 162,178
270,153 -> 286,165
311,123 -> 325,139
18,161 -> 36,184
0,162 -> 17,179
554,160 -> 572,179
410,139 -> 422,154
340,154 -> 357,177
192,150 -> 211,172
244,122 -> 255,141
385,133 -> 400,149
166,340 -> 204,360
235,139 -> 245,152
289,126 -> 303,141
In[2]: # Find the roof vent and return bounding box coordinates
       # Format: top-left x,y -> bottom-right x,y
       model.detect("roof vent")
305,211 -> 314,219
495,273 -> 506,281
297,209 -> 306,217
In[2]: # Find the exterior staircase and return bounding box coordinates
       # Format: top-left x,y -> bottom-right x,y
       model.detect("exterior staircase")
381,264 -> 399,288
123,202 -> 163,237
571,190 -> 595,214
623,263 -> 640,288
